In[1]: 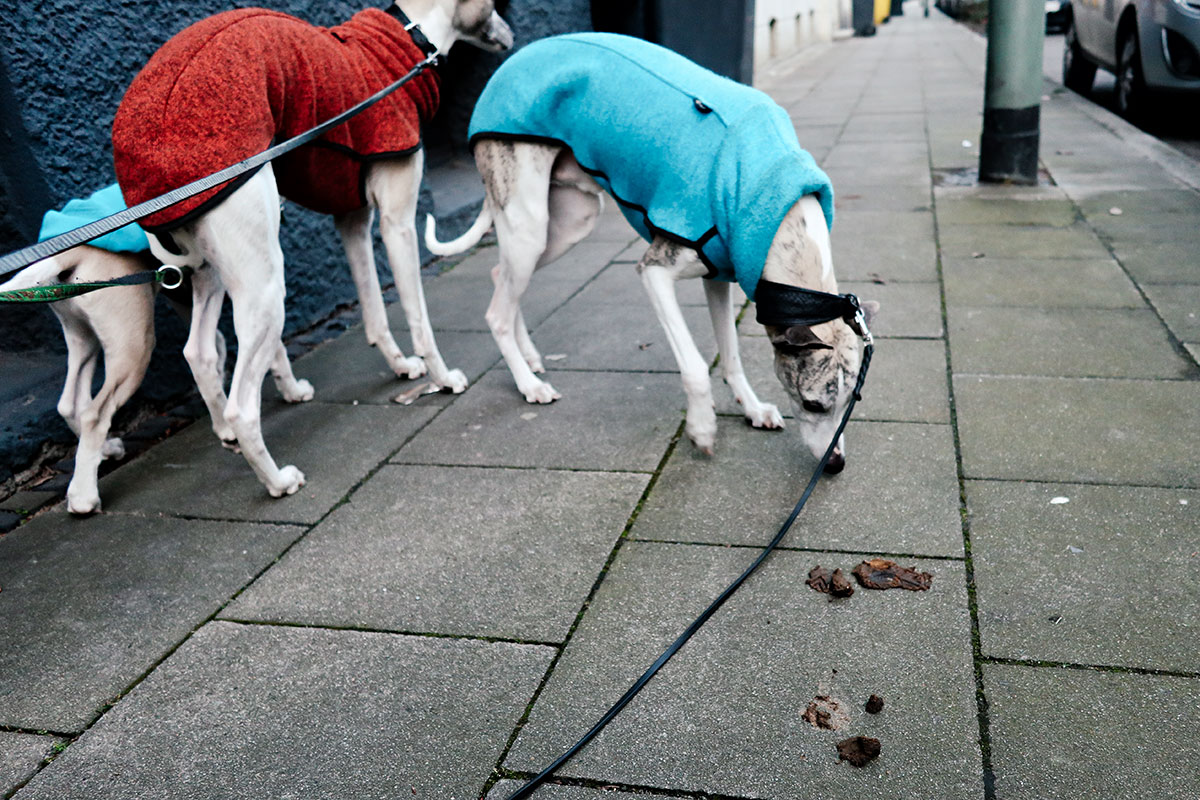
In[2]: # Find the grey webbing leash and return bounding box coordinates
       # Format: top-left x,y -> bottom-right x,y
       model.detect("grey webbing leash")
505,301 -> 874,800
0,49 -> 440,283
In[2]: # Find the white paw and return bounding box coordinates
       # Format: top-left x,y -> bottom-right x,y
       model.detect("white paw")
283,379 -> 315,403
67,485 -> 101,515
747,403 -> 785,430
394,355 -> 428,380
101,438 -> 126,460
268,465 -> 306,498
522,381 -> 561,404
687,425 -> 716,456
220,438 -> 242,454
437,369 -> 469,394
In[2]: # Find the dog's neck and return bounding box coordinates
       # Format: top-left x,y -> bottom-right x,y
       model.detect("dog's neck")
760,194 -> 834,293
391,0 -> 459,53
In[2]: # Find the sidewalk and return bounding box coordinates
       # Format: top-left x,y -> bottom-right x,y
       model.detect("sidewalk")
2,9 -> 1197,799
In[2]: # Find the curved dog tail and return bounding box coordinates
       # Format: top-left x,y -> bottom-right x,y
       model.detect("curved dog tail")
424,202 -> 494,257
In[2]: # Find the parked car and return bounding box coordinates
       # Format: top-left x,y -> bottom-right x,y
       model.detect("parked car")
1062,0 -> 1200,119
1046,0 -> 1072,32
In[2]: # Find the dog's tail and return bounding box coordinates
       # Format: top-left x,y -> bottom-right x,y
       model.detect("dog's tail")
424,202 -> 493,257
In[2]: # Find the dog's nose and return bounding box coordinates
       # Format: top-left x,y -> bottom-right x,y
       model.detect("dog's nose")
824,448 -> 845,474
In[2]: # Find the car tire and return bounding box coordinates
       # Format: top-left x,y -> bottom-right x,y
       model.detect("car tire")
1116,30 -> 1148,121
1062,16 -> 1096,93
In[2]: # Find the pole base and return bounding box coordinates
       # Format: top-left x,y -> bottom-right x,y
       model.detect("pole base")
979,105 -> 1040,185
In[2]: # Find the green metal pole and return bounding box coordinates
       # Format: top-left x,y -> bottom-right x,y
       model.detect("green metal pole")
979,0 -> 1045,184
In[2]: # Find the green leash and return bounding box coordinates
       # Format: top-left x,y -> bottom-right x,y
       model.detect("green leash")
0,264 -> 190,304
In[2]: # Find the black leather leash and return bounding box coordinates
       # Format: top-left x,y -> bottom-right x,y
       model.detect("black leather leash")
505,290 -> 873,800
0,4 -> 440,282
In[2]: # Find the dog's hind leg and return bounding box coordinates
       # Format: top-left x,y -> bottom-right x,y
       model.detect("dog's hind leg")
638,238 -> 718,454
191,168 -> 304,497
367,156 -> 468,393
180,266 -> 238,448
269,341 -> 314,403
480,140 -> 561,403
704,279 -> 784,430
335,205 -> 426,381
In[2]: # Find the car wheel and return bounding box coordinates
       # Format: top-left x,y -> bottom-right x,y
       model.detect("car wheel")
1062,16 -> 1096,93
1116,30 -> 1148,120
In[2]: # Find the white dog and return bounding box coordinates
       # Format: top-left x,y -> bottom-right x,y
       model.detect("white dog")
0,246 -> 315,514
427,34 -> 876,472
110,0 -> 513,497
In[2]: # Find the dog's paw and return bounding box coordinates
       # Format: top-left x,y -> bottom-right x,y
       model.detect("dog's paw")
686,423 -> 717,456
281,378 -> 315,404
437,369 -> 469,394
747,403 -> 785,430
394,355 -> 428,381
522,381 -> 561,404
66,485 -> 102,515
220,437 -> 242,454
101,438 -> 126,460
268,465 -> 306,498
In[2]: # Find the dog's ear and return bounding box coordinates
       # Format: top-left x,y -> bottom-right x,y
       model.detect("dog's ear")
770,325 -> 833,354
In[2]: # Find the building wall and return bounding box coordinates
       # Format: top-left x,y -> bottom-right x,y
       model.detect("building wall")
753,0 -> 848,66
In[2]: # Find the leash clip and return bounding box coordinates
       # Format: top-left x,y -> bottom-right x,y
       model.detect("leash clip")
852,308 -> 874,345
156,264 -> 186,290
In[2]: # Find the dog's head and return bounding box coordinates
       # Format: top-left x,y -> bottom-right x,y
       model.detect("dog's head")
766,305 -> 876,473
442,0 -> 514,52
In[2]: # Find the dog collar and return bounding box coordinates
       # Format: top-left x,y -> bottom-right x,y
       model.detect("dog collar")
755,279 -> 873,343
385,4 -> 440,60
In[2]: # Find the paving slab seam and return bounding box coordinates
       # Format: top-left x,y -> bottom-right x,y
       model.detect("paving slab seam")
981,656 -> 1200,681
962,475 -> 1200,492
479,418 -> 689,799
213,616 -> 563,650
925,106 -> 999,800
624,536 -> 968,563
382,460 -> 657,476
0,726 -> 73,741
954,371 -> 1198,382
498,774 -> 769,800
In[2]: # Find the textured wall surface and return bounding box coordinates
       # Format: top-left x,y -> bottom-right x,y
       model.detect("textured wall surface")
0,0 -> 589,484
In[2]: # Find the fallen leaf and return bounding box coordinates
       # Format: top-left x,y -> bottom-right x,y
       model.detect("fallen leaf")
851,559 -> 932,591
836,736 -> 881,767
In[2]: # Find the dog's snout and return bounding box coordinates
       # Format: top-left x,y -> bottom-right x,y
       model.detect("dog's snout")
824,448 -> 845,474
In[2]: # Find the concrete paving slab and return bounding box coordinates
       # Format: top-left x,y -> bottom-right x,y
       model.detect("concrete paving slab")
631,418 -> 963,557
225,464 -> 646,642
839,113 -> 929,144
394,268 -> 585,333
288,327 -> 499,405
1073,188 -> 1200,220
832,184 -> 932,213
943,257 -> 1144,308
954,375 -> 1200,487
714,335 -> 951,424
825,160 -> 931,188
948,306 -> 1192,378
17,621 -> 552,800
838,281 -> 944,338
985,664 -> 1200,800
1109,239 -> 1200,284
935,197 -> 1078,227
570,260 -> 707,306
1143,284 -> 1200,345
937,223 -> 1112,260
487,781 -> 633,800
393,369 -> 683,472
531,296 -> 716,374
98,400 -> 438,524
1,733 -> 57,797
831,211 -> 938,283
822,141 -> 930,168
0,513 -> 298,732
611,239 -> 648,263
968,480 -> 1199,671
505,543 -> 980,798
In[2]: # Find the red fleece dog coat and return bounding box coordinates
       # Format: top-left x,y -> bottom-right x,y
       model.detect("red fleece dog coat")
112,7 -> 439,233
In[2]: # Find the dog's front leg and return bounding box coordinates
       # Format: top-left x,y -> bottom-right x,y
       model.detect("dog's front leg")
335,207 -> 426,381
704,279 -> 783,430
639,241 -> 718,454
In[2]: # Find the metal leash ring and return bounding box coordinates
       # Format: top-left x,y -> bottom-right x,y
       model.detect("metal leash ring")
155,264 -> 186,290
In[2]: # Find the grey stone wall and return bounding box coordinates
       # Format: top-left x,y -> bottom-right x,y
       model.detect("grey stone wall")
0,0 -> 589,484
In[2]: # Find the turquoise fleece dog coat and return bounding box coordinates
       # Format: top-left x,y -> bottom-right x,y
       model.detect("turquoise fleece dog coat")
468,32 -> 833,300
39,184 -> 149,253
